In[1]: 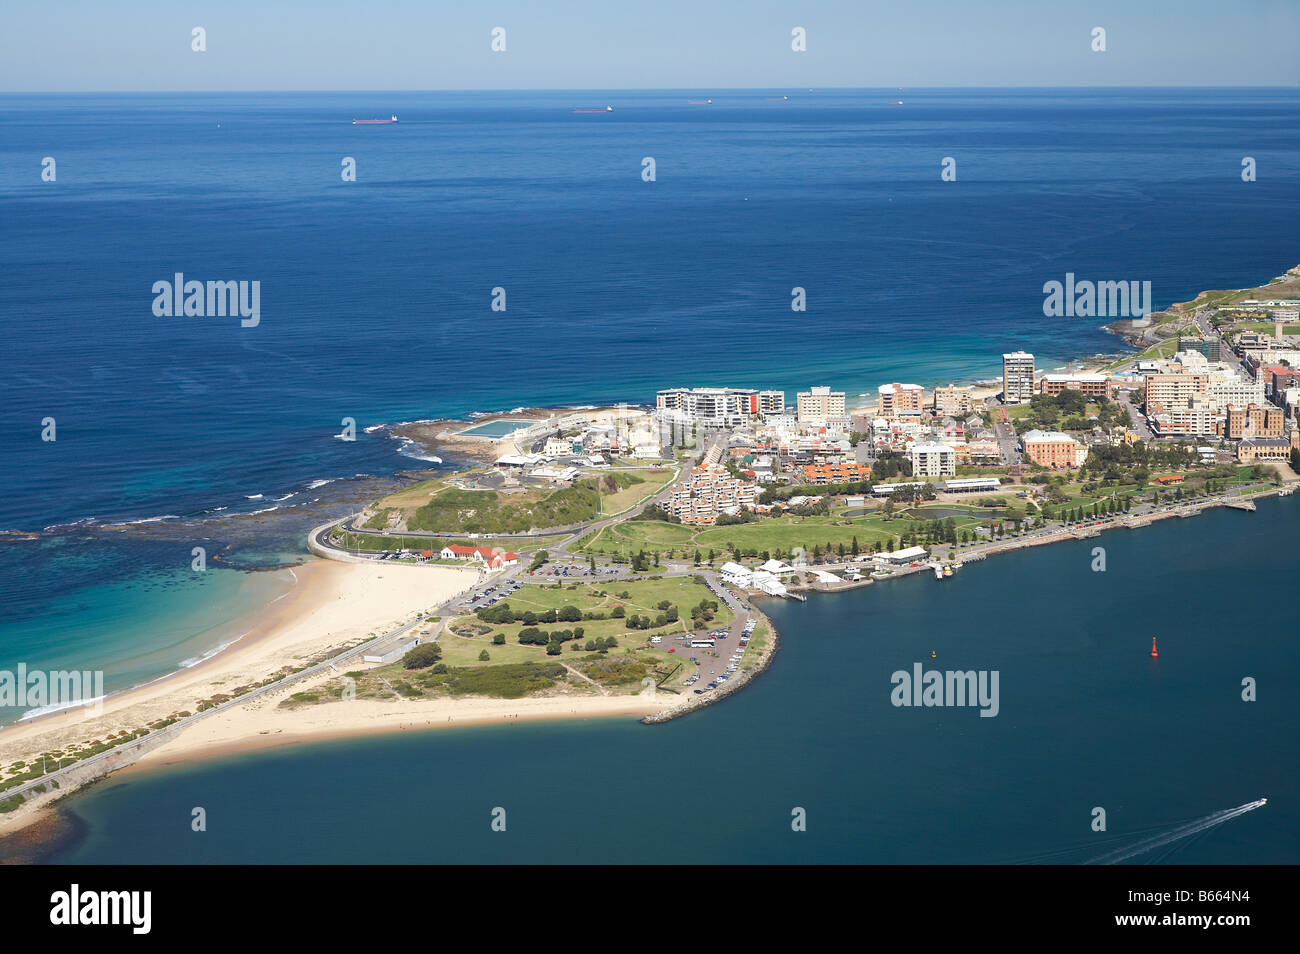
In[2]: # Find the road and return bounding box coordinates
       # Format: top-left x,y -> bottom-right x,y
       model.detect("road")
1116,389 -> 1154,441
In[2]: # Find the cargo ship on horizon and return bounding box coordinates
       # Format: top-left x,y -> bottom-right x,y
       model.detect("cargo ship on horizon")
352,115 -> 398,125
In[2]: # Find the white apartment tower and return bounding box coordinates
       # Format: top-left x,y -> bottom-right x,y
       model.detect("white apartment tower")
757,390 -> 786,415
1002,352 -> 1035,406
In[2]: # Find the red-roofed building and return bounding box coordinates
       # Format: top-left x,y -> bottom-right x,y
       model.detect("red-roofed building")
439,545 -> 518,568
799,463 -> 871,485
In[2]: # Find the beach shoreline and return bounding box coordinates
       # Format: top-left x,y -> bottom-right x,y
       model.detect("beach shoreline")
0,557 -> 480,837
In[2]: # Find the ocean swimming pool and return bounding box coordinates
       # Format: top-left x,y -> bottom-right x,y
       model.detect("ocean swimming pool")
459,419 -> 537,438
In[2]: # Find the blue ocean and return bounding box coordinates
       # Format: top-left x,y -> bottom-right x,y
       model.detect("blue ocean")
1,89 -> 1297,861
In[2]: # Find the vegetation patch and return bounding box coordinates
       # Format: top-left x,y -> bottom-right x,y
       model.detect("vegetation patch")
572,654 -> 650,686
421,662 -> 569,698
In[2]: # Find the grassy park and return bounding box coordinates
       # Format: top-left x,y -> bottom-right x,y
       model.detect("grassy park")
279,577 -> 731,707
362,467 -> 672,534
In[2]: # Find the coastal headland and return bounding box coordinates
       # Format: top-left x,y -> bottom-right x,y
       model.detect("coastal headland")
4,264 -> 1299,852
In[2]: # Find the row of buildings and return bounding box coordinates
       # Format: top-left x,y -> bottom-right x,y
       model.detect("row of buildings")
1142,350 -> 1274,438
655,385 -> 856,430
659,463 -> 759,525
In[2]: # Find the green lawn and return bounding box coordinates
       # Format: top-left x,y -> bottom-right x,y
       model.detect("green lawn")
597,467 -> 677,514
332,529 -> 563,554
1237,321 -> 1300,335
451,577 -> 734,650
577,516 -> 900,559
286,578 -> 726,704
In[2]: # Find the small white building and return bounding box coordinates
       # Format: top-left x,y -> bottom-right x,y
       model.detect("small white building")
871,481 -> 929,498
749,571 -> 788,596
881,545 -> 929,564
543,437 -> 579,456
719,561 -> 753,588
942,477 -> 1001,493
532,465 -> 581,483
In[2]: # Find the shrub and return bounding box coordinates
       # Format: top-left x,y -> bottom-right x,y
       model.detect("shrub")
518,626 -> 551,645
476,602 -> 516,624
402,643 -> 443,670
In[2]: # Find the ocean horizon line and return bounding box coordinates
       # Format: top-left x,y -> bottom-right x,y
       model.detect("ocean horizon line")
4,84 -> 1299,95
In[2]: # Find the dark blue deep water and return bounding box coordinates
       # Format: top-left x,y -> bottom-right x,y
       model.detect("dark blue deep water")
3,88 -> 1298,529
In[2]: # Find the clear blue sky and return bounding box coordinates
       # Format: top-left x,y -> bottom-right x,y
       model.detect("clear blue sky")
2,0 -> 1297,91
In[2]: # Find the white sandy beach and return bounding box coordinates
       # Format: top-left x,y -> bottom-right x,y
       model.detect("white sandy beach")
0,559 -> 472,782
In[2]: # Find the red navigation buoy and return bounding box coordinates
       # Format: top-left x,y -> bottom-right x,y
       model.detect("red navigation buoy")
1150,637 -> 1159,658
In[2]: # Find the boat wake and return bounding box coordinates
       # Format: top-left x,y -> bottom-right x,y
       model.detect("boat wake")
1084,799 -> 1267,865
1001,799 -> 1268,865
